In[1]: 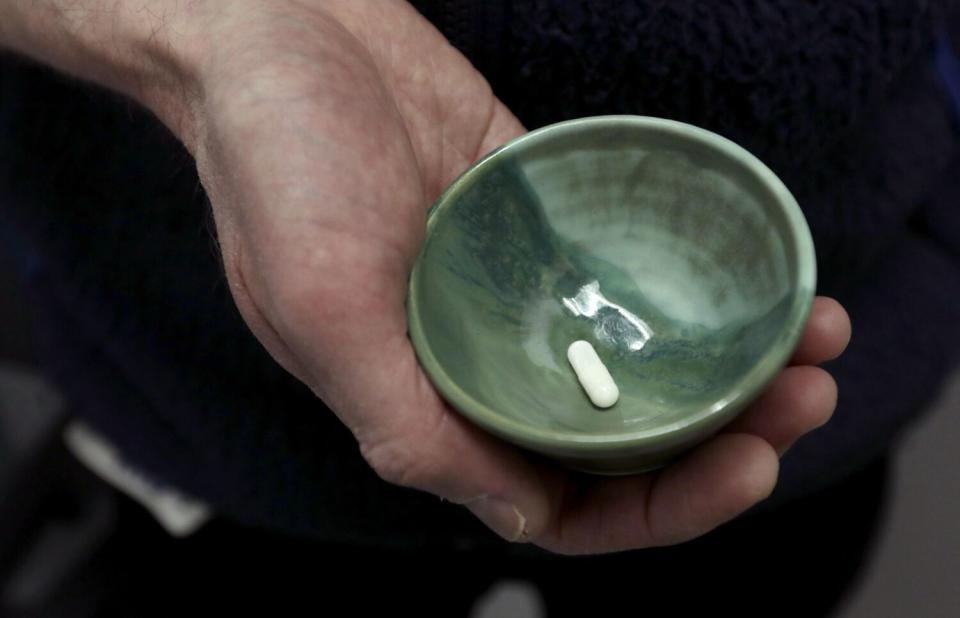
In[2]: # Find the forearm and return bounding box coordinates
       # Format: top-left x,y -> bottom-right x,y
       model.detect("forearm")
0,0 -> 205,144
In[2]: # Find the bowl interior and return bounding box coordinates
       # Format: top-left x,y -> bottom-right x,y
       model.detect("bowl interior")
409,117 -> 814,443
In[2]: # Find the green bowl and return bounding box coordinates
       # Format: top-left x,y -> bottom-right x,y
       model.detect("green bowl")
407,116 -> 816,475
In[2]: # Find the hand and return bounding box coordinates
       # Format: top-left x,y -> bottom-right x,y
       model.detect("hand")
188,0 -> 852,554
2,0 -> 851,554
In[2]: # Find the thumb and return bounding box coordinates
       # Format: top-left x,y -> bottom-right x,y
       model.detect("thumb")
353,336 -> 556,542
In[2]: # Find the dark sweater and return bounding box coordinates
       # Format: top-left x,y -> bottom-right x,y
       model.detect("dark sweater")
1,0 -> 958,549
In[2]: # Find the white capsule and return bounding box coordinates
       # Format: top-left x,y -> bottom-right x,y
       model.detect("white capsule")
567,340 -> 620,408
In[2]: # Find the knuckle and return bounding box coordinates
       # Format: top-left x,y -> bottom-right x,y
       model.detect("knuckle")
359,419 -> 455,494
360,438 -> 433,490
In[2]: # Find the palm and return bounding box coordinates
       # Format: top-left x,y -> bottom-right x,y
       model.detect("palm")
195,0 -> 849,554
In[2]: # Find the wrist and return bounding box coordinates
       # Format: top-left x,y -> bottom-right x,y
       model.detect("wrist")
0,1 -> 210,149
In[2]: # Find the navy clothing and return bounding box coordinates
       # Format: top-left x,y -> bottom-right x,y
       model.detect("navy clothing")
1,0 -> 959,549
31,457 -> 890,616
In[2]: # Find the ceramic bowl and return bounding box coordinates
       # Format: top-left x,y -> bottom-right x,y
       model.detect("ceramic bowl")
406,116 -> 816,474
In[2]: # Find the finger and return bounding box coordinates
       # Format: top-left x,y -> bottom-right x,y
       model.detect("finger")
722,365 -> 838,454
645,433 -> 779,545
790,296 -> 851,365
539,434 -> 778,554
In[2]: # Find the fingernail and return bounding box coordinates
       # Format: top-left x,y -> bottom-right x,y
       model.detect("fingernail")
466,497 -> 528,542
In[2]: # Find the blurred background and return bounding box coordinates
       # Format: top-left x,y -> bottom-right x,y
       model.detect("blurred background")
2,245 -> 958,616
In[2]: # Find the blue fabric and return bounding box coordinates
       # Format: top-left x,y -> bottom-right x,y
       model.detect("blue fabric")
936,29 -> 960,129
1,0 -> 959,545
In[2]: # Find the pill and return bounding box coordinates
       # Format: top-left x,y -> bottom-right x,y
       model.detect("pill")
567,340 -> 619,408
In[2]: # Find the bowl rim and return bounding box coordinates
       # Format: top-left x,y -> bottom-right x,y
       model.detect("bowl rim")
406,115 -> 817,454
